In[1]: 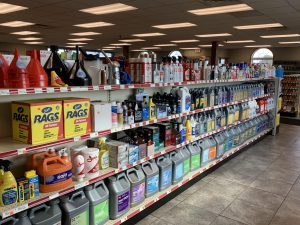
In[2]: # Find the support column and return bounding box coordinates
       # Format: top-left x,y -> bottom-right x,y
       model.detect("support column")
211,41 -> 218,66
123,45 -> 129,59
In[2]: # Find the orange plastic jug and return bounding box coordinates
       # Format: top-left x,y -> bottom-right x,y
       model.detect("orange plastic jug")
0,53 -> 9,88
8,49 -> 30,88
27,150 -> 57,170
26,49 -> 48,87
37,156 -> 72,193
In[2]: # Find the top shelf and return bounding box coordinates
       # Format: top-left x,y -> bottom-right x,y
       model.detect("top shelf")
0,78 -> 274,96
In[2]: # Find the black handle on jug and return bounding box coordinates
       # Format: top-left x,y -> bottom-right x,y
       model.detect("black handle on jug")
29,204 -> 50,218
127,168 -> 137,176
0,216 -> 18,225
70,191 -> 85,202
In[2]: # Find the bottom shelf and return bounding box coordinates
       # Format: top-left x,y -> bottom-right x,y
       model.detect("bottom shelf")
106,128 -> 272,225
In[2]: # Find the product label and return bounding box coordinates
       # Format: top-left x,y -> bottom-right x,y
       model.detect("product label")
175,162 -> 184,180
184,158 -> 190,174
209,146 -> 216,160
191,155 -> 200,169
94,200 -> 109,224
185,96 -> 191,111
118,191 -> 130,213
39,169 -> 72,185
100,151 -> 109,169
217,144 -> 225,158
207,121 -> 212,132
202,149 -> 209,164
143,107 -> 149,120
112,106 -> 118,124
70,211 -> 89,225
235,111 -> 239,121
161,168 -> 172,187
147,175 -> 159,194
228,114 -> 234,124
132,183 -> 145,204
227,138 -> 233,150
233,136 -> 239,147
2,189 -> 17,205
134,110 -> 143,122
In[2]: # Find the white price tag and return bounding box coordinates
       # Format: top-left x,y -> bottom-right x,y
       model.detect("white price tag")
131,124 -> 136,128
47,87 -> 55,93
140,205 -> 145,211
159,83 -> 163,87
75,181 -> 89,190
121,216 -> 128,223
49,193 -> 60,200
74,136 -> 81,142
139,122 -> 143,127
17,148 -> 26,155
145,121 -> 149,125
0,89 -> 10,95
15,204 -> 28,214
150,83 -> 155,87
93,86 -> 100,91
167,191 -> 171,194
90,132 -> 98,138
104,85 -> 111,90
120,85 -> 125,89
34,88 -> 43,94
153,119 -> 157,123
128,85 -> 135,89
60,87 -> 68,92
18,89 -> 27,95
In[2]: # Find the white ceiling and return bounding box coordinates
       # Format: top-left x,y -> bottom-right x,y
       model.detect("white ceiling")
1,0 -> 300,50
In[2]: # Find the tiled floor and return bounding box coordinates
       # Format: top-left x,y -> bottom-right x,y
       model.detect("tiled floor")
136,124 -> 300,225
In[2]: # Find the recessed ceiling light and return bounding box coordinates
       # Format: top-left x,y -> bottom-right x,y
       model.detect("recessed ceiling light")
103,46 -> 122,49
132,32 -> 166,37
110,43 -> 132,46
0,21 -> 34,27
196,33 -> 232,37
24,41 -> 44,45
0,3 -> 27,14
74,21 -> 114,28
153,22 -> 197,29
226,40 -> 255,43
180,47 -> 201,50
171,39 -> 199,43
188,4 -> 253,16
234,23 -> 283,30
199,44 -> 224,47
154,44 -> 177,47
119,39 -> 145,42
66,46 -> 76,48
131,49 -> 144,51
244,45 -> 272,48
142,47 -> 161,50
70,32 -> 101,36
260,34 -> 300,38
279,41 -> 300,44
66,42 -> 87,45
80,3 -> 137,15
11,31 -> 39,35
19,37 -> 42,41
68,38 -> 93,41
102,48 -> 115,51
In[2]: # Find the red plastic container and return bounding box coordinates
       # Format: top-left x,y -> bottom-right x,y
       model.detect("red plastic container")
27,49 -> 48,87
8,49 -> 30,88
0,53 -> 9,88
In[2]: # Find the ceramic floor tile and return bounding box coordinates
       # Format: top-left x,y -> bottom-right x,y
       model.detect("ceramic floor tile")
173,180 -> 208,202
135,215 -> 158,225
250,177 -> 292,196
238,187 -> 284,211
158,203 -> 217,225
210,216 -> 248,225
257,168 -> 300,184
221,199 -> 275,225
151,198 -> 181,218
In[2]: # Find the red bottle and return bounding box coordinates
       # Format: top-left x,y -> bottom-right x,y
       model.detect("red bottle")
27,49 -> 48,87
8,49 -> 30,88
0,53 -> 9,88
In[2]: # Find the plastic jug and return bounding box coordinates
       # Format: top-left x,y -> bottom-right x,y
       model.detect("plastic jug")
0,216 -> 18,225
178,146 -> 191,176
126,166 -> 146,207
29,199 -> 61,225
238,125 -> 246,144
141,159 -> 159,198
0,53 -> 9,88
84,180 -> 109,225
187,143 -> 201,171
224,130 -> 233,152
60,190 -> 89,225
27,149 -> 57,170
8,49 -> 30,88
207,136 -> 217,161
108,172 -> 131,219
156,155 -> 172,191
198,139 -> 209,166
214,133 -> 225,158
178,87 -> 191,113
16,211 -> 32,225
169,151 -> 184,184
26,50 -> 48,87
232,126 -> 240,147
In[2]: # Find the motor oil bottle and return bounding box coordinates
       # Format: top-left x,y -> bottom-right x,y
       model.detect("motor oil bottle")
0,160 -> 18,206
0,53 -> 9,88
60,190 -> 89,225
169,151 -> 184,185
84,181 -> 109,225
26,49 -> 48,88
178,87 -> 191,113
29,199 -> 62,225
8,49 -> 30,88
187,142 -> 201,171
156,155 -> 172,191
107,172 -> 131,219
185,116 -> 192,141
149,97 -> 156,120
178,146 -> 191,176
37,156 -> 72,193
141,159 -> 159,198
126,166 -> 145,207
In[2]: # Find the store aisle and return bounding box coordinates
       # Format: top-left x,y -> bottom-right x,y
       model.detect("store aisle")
136,124 -> 300,225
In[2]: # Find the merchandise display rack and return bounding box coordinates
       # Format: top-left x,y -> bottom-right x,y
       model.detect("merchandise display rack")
0,110 -> 270,219
0,78 -> 274,96
0,94 -> 271,158
281,74 -> 300,117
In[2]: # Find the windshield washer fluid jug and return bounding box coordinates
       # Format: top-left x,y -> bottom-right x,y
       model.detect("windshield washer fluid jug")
187,143 -> 201,171
126,166 -> 145,207
169,151 -> 184,185
178,146 -> 191,176
141,159 -> 159,198
156,155 -> 172,191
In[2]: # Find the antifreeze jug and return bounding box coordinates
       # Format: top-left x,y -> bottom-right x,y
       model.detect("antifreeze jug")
84,180 -> 109,225
207,136 -> 217,162
60,190 -> 89,225
141,159 -> 159,198
187,143 -> 201,171
198,139 -> 209,166
178,146 -> 191,176
224,130 -> 233,152
29,199 -> 61,225
214,133 -> 225,159
108,172 -> 131,219
126,166 -> 145,207
232,126 -> 240,147
0,216 -> 18,225
169,151 -> 184,184
156,155 -> 172,191
16,211 -> 31,225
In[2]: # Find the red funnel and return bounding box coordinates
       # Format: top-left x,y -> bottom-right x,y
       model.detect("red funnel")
0,53 -> 9,88
27,49 -> 48,87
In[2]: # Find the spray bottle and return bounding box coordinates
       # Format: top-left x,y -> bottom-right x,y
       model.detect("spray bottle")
0,160 -> 18,206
